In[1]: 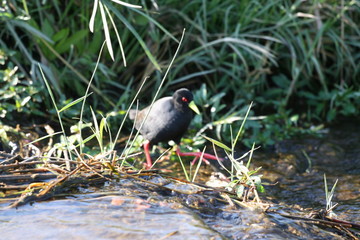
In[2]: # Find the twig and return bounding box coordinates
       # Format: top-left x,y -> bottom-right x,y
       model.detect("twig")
0,173 -> 58,182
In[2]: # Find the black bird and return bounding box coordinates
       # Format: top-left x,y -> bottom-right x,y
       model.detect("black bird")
129,88 -> 218,169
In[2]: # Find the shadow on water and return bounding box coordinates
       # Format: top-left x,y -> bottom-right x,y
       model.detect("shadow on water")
0,120 -> 359,239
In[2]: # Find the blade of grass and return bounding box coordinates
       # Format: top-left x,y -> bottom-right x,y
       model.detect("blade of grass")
25,131 -> 62,146
178,155 -> 190,182
89,0 -> 99,33
203,135 -> 231,152
99,1 -> 114,60
232,102 -> 253,151
129,8 -> 178,43
40,39 -> 115,106
90,107 -> 104,153
12,20 -> 53,43
104,2 -> 161,70
115,78 -> 148,158
148,148 -> 171,170
192,147 -> 206,182
78,41 -> 107,154
38,63 -> 72,161
75,133 -> 96,148
111,0 -> 142,8
104,4 -> 126,66
246,142 -> 256,168
58,93 -> 93,112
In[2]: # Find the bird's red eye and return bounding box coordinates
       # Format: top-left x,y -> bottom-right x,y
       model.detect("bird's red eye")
182,97 -> 188,102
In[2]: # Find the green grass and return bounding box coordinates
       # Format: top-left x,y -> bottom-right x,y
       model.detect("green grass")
5,1 -> 356,206
29,28 -> 188,174
204,102 -> 265,201
324,174 -> 338,216
1,0 -> 360,148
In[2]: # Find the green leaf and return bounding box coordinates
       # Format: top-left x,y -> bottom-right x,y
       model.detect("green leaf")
129,8 -> 177,42
203,135 -> 231,151
76,133 -> 96,147
26,131 -> 62,146
256,184 -> 265,193
104,4 -> 126,66
20,96 -> 31,106
13,20 -> 53,43
111,0 -> 142,8
105,2 -> 160,70
99,1 -> 114,60
89,0 -> 99,33
55,30 -> 88,54
42,18 -> 55,38
58,93 -> 93,112
53,28 -> 69,42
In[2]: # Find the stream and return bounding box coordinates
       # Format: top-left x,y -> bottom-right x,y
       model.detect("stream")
0,120 -> 359,239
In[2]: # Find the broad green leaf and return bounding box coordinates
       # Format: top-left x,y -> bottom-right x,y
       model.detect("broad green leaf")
53,28 -> 69,42
55,30 -> 88,54
42,18 -> 54,38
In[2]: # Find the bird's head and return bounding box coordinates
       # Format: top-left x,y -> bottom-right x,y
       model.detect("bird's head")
173,88 -> 200,114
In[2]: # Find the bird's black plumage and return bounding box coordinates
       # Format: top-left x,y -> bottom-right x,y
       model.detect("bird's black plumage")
129,88 -> 220,169
129,88 -> 194,145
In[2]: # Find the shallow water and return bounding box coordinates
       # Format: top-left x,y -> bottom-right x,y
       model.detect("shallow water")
0,182 -> 345,240
260,120 -> 360,223
1,193 -> 222,240
1,120 -> 359,239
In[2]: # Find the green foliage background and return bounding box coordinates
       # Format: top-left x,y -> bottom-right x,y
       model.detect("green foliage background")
1,0 -> 359,146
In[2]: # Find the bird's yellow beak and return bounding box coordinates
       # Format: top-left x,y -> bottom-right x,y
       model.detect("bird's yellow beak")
189,100 -> 200,115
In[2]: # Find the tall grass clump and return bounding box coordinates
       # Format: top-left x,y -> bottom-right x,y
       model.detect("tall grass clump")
2,0 -> 360,148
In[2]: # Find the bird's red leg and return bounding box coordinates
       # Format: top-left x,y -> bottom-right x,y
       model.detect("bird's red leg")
176,147 -> 221,165
143,140 -> 153,169
190,156 -> 211,165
